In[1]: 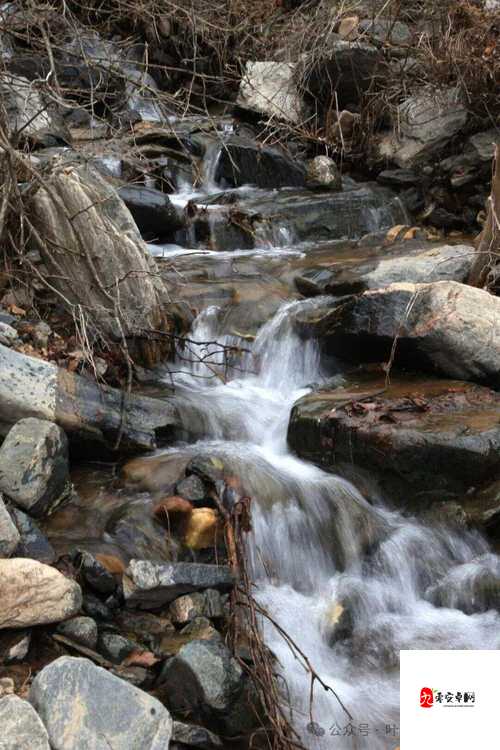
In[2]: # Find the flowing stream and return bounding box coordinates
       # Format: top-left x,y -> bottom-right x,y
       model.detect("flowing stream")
159,257 -> 500,747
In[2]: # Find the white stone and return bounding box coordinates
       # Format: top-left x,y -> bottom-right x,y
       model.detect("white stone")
237,61 -> 304,124
0,558 -> 82,629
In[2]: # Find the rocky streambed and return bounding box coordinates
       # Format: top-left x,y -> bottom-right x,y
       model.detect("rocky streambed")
1,5 -> 500,746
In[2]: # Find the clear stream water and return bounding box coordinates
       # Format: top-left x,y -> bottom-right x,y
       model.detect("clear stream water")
158,256 -> 500,747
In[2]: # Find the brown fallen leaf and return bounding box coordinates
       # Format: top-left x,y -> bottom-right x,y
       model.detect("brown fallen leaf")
122,650 -> 160,668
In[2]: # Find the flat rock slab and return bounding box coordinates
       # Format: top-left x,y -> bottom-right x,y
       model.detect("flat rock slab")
0,694 -> 50,750
123,560 -> 234,609
305,281 -> 500,388
288,372 -> 500,503
30,656 -> 172,750
0,558 -> 82,629
295,243 -> 474,297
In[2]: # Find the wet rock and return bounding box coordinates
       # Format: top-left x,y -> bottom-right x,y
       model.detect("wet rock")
236,61 -> 304,125
214,136 -> 306,189
57,617 -> 98,650
159,638 -> 243,721
153,496 -> 194,530
295,243 -> 474,297
82,592 -> 114,623
0,694 -> 50,750
106,501 -> 178,562
170,589 -> 224,626
379,87 -> 468,167
324,600 -> 354,645
173,720 -> 223,749
193,179 -> 407,250
306,156 -> 342,191
288,372 -> 500,503
122,452 -> 191,493
460,480 -> 500,534
184,508 -> 223,550
98,632 -> 137,664
309,281 -> 500,387
425,554 -> 500,614
0,558 -> 82,629
377,169 -> 420,187
0,418 -> 70,517
75,550 -> 117,595
30,656 -> 173,749
118,185 -> 183,241
175,475 -> 207,504
123,560 -> 234,609
0,497 -> 20,557
187,456 -> 225,486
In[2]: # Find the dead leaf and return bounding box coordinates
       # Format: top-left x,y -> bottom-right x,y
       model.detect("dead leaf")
122,650 -> 160,668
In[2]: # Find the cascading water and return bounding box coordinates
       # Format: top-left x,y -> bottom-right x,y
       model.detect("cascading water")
162,291 -> 500,748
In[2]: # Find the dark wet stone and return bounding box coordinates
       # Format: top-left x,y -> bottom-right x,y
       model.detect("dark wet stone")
186,457 -> 225,486
98,632 -> 137,664
57,617 -> 98,650
173,720 -> 223,749
10,508 -> 55,564
75,550 -> 117,595
82,593 -> 114,622
123,560 -> 234,609
175,475 -> 207,504
118,185 -> 183,241
425,554 -> 500,614
288,372 -> 500,504
214,136 -> 305,189
306,39 -> 381,108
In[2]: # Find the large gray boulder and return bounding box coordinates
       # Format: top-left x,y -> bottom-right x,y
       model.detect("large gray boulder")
159,639 -> 243,722
28,163 -> 181,368
310,281 -> 500,388
236,61 -> 304,124
123,560 -> 234,609
379,87 -> 468,167
0,558 -> 82,629
30,656 -> 173,750
0,418 -> 70,517
0,694 -> 50,750
0,497 -> 20,557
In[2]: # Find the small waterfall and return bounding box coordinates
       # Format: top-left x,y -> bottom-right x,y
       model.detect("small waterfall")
162,293 -> 500,749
